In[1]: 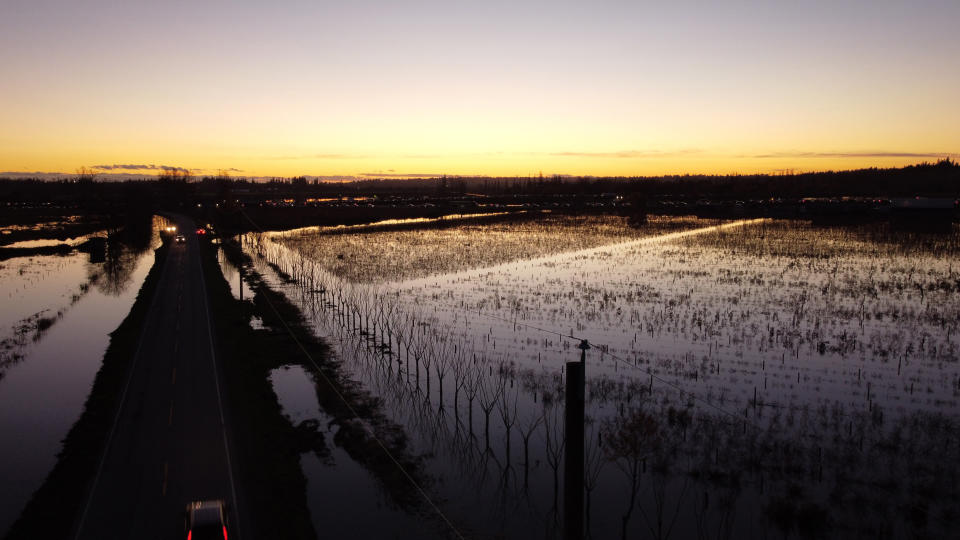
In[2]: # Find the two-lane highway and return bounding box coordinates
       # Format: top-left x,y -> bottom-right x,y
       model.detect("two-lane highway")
73,216 -> 240,540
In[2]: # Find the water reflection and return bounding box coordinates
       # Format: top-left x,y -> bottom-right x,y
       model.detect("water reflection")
269,365 -> 437,539
91,213 -> 157,297
0,216 -> 162,536
231,217 -> 960,539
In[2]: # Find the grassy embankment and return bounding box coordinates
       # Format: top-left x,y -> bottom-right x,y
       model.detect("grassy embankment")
5,241 -> 169,540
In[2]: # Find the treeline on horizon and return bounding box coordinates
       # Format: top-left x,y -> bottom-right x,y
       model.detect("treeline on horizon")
2,159 -> 958,203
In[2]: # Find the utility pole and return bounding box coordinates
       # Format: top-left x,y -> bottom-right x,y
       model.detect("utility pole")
239,234 -> 243,302
565,339 -> 589,540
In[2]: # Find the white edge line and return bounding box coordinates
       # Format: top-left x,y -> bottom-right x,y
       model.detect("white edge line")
196,233 -> 242,539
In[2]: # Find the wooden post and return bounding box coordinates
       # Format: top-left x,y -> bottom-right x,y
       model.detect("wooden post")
565,340 -> 589,540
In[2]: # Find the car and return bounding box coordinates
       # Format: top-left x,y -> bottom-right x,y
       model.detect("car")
175,234 -> 186,243
185,499 -> 229,540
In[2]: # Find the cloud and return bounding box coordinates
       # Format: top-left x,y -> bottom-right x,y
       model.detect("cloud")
358,172 -> 445,178
92,163 -> 153,170
751,151 -> 957,159
548,149 -> 701,158
92,163 -> 191,173
0,171 -> 73,178
90,164 -> 246,174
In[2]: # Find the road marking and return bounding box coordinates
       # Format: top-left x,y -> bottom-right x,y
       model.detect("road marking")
171,367 -> 177,384
198,244 -> 243,539
162,462 -> 168,496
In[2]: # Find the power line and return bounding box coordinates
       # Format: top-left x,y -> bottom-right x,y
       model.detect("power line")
235,207 -> 467,540
424,296 -> 764,431
243,210 -> 768,431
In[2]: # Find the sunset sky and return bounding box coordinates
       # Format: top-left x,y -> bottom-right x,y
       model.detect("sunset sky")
2,0 -> 958,178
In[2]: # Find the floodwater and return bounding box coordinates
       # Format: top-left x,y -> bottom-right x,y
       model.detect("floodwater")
0,218 -> 162,536
269,365 -> 434,539
228,217 -> 960,539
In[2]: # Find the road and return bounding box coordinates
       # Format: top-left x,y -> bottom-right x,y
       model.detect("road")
73,215 -> 240,540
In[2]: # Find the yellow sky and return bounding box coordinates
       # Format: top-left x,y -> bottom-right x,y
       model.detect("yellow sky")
1,1 -> 957,178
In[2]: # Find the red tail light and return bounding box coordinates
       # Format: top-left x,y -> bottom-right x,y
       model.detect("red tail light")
223,526 -> 228,539
187,531 -> 192,540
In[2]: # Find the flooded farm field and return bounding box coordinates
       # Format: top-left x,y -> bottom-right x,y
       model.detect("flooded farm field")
0,216 -> 164,535
226,214 -> 960,539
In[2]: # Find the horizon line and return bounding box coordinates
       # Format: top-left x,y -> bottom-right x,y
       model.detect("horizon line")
2,157 -> 958,182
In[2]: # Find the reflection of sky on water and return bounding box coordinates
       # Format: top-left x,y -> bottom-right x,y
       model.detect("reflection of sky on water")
0,253 -> 89,333
3,235 -> 93,249
227,218 -> 960,539
389,219 -> 960,422
216,248 -> 253,301
270,366 -> 433,539
0,220 -> 160,537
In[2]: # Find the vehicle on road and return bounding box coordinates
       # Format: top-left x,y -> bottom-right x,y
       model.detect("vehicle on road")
185,499 -> 228,540
175,234 -> 186,243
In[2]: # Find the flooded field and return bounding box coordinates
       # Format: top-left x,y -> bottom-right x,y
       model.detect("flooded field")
0,216 -> 164,535
226,214 -> 960,539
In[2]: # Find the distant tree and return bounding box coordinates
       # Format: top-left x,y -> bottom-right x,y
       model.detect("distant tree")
75,166 -> 97,183
158,167 -> 192,183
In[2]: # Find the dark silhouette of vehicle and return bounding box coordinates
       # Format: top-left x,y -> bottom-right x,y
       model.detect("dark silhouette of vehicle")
175,234 -> 186,243
185,500 -> 228,540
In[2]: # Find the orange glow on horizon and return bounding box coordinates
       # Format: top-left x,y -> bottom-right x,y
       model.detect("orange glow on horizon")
1,2 -> 956,180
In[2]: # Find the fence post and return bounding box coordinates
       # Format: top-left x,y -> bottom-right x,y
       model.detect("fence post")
565,340 -> 589,540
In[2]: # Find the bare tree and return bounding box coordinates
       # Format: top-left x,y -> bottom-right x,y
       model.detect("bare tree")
478,371 -> 504,453
497,382 -> 519,469
542,400 -> 566,514
518,401 -> 544,489
463,361 -> 482,439
604,407 -> 660,540
584,417 -> 606,538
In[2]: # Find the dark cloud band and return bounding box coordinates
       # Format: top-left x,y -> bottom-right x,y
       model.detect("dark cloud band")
92,163 -> 191,173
